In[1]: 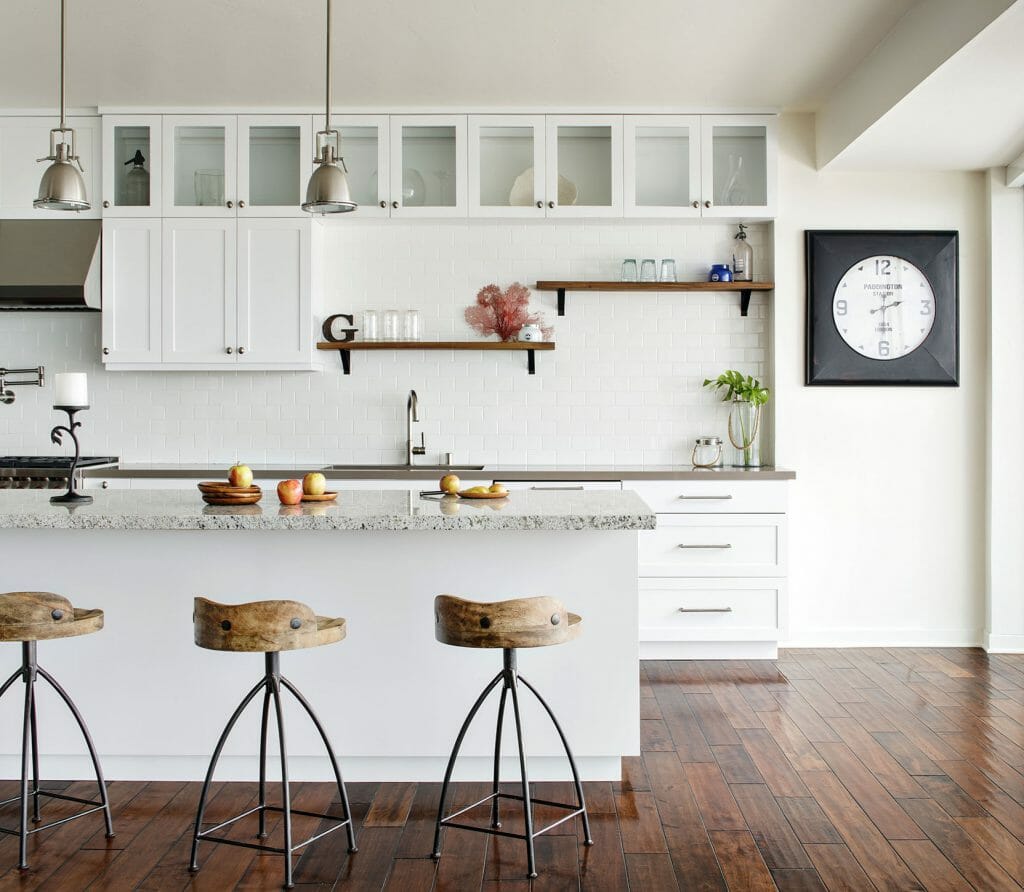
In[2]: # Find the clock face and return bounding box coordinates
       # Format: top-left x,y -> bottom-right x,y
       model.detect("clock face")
832,255 -> 936,360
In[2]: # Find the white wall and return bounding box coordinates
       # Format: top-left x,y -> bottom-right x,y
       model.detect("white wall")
0,222 -> 771,466
775,114 -> 987,646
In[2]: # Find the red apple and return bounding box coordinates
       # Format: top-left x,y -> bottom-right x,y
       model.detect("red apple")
277,479 -> 304,505
228,463 -> 253,488
303,472 -> 327,495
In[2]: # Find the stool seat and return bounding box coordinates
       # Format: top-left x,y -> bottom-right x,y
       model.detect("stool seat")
434,594 -> 581,649
194,597 -> 345,653
0,592 -> 103,642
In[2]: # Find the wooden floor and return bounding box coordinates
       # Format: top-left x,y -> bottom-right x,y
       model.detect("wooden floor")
4,648 -> 1024,890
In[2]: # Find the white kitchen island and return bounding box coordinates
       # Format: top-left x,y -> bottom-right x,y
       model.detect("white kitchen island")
0,488 -> 653,784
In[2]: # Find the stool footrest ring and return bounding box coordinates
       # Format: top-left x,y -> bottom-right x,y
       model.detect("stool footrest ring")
439,791 -> 585,840
195,803 -> 354,856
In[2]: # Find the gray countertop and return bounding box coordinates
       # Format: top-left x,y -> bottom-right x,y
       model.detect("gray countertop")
0,488 -> 656,532
83,464 -> 796,482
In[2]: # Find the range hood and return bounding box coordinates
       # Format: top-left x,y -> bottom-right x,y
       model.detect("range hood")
0,220 -> 101,311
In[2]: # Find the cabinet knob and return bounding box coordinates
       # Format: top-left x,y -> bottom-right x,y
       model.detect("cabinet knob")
548,200 -> 555,209
238,346 -> 247,355
226,200 -> 234,209
102,347 -> 110,356
536,200 -> 543,209
392,200 -> 399,209
379,200 -> 387,209
102,200 -> 110,209
704,200 -> 712,209
692,200 -> 700,209
226,346 -> 234,355
238,200 -> 246,209
101,481 -> 109,489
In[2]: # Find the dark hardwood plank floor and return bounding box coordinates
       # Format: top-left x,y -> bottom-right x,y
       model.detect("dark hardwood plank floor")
3,648 -> 1024,890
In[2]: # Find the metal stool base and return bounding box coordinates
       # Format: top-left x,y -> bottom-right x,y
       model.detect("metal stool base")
188,652 -> 357,890
432,648 -> 593,879
0,641 -> 115,870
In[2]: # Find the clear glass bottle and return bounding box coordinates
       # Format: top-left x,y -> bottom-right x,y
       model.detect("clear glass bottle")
123,149 -> 150,206
728,399 -> 762,467
732,223 -> 753,282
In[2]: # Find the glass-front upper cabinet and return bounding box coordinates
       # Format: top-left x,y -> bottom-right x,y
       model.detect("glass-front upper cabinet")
101,115 -> 161,216
314,115 -> 389,218
623,115 -> 700,218
389,115 -> 467,217
162,115 -> 237,217
544,116 -> 622,217
468,115 -> 545,219
237,115 -> 311,217
700,115 -> 776,219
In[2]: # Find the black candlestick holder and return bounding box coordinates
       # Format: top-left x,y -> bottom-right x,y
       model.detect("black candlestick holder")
50,405 -> 92,505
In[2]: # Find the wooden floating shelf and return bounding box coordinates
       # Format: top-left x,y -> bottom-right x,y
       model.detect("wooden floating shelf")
317,340 -> 555,375
534,280 -> 775,317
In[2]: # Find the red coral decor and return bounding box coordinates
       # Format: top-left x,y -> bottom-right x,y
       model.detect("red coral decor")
464,283 -> 554,342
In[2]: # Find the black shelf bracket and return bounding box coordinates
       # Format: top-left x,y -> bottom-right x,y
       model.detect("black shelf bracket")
527,349 -> 536,375
557,288 -> 566,317
340,351 -> 351,375
740,290 -> 752,317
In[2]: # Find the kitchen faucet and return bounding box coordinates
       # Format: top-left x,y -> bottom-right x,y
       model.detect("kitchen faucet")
0,366 -> 45,405
406,389 -> 426,467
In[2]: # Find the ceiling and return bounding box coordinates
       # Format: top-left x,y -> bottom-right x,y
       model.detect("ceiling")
0,0 -> 918,111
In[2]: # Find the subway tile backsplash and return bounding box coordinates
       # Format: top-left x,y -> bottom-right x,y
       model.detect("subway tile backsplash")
0,221 -> 770,466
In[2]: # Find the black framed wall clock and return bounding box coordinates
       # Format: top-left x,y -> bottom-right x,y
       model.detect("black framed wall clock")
805,230 -> 959,386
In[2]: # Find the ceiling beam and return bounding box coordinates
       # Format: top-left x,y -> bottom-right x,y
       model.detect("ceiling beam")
816,0 -> 1017,169
1008,150 -> 1024,188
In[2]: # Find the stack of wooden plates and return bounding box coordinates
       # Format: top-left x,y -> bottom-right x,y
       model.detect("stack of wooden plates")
197,482 -> 263,506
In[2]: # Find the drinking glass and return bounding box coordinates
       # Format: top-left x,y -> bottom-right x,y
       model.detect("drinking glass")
361,310 -> 379,341
383,309 -> 400,341
621,259 -> 638,282
660,259 -> 677,282
403,309 -> 420,340
193,170 -> 224,206
640,259 -> 657,282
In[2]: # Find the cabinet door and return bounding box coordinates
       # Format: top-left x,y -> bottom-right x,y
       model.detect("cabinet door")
389,115 -> 467,217
101,219 -> 162,364
237,115 -> 312,218
624,115 -> 700,218
236,219 -> 311,366
468,115 -> 545,218
544,115 -> 622,217
699,115 -> 777,219
0,116 -> 101,218
162,219 -> 237,363
162,115 -> 237,217
315,114 -> 390,218
101,115 -> 162,216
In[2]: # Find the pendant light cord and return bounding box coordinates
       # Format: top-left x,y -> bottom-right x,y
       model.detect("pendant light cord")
58,0 -> 67,131
324,0 -> 332,134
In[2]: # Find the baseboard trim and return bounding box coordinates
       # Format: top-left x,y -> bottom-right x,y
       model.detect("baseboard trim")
781,628 -> 983,648
985,633 -> 1024,653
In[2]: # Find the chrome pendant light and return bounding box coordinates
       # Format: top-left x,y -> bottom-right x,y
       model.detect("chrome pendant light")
302,0 -> 356,214
35,0 -> 89,212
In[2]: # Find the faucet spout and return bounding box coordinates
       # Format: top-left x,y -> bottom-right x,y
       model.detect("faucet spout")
406,389 -> 425,466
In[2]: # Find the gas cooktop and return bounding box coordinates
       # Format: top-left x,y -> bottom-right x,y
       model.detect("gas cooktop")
0,456 -> 119,469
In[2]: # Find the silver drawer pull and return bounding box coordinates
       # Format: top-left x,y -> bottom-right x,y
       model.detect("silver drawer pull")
678,607 -> 733,613
677,494 -> 733,500
677,543 -> 732,549
530,485 -> 585,491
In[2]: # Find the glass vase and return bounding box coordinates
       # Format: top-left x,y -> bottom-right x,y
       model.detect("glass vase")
727,399 -> 762,467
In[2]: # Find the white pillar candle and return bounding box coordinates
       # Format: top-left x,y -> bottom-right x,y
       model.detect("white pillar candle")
54,372 -> 88,407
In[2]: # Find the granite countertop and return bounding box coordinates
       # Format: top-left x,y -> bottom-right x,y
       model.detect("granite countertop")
0,489 -> 656,532
83,464 -> 796,482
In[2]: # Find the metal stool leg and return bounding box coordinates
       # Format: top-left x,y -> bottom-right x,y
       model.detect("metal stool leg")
280,676 -> 359,854
29,692 -> 41,824
519,674 -> 593,846
490,683 -> 509,829
18,652 -> 34,870
268,659 -> 294,890
37,665 -> 115,840
507,650 -> 538,879
189,674 -> 269,873
431,669 -> 505,859
256,685 -> 272,840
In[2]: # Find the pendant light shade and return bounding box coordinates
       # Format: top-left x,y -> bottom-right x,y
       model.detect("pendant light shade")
302,0 -> 357,214
35,0 -> 89,212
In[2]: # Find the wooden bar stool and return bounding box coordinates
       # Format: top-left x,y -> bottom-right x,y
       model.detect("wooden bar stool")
0,592 -> 114,871
431,594 -> 593,879
188,597 -> 357,890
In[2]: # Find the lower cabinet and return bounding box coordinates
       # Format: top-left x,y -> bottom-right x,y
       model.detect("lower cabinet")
637,480 -> 788,659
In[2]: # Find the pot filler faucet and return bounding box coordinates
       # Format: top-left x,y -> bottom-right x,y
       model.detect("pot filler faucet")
0,366 -> 45,405
406,389 -> 426,467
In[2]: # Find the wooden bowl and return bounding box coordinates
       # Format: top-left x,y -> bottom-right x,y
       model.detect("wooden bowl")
301,492 -> 338,503
198,481 -> 261,493
201,491 -> 263,506
458,489 -> 510,500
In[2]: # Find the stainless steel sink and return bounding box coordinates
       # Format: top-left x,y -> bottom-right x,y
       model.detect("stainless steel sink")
324,464 -> 486,472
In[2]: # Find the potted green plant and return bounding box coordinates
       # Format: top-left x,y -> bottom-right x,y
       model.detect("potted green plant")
702,370 -> 769,467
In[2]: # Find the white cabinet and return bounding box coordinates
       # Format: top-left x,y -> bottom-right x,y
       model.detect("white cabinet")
700,115 -> 777,219
237,115 -> 312,218
624,115 -> 701,219
315,114 -> 390,218
389,115 -> 467,217
0,116 -> 101,218
162,115 -> 237,217
468,115 -> 546,219
101,115 -> 162,216
101,219 -> 162,363
545,116 -> 622,218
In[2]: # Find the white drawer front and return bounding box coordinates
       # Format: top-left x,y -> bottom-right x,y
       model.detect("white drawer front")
492,480 -> 623,491
639,514 -> 785,577
630,480 -> 786,514
639,579 -> 779,642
